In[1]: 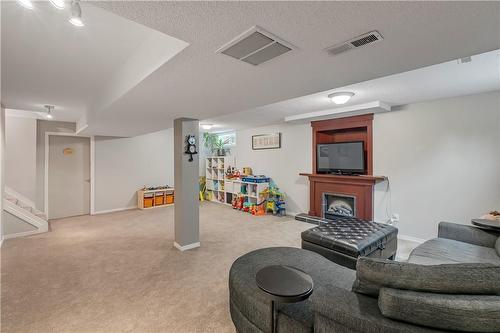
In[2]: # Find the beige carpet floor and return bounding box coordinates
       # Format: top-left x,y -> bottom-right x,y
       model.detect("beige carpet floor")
1,203 -> 415,333
1,203 -> 313,333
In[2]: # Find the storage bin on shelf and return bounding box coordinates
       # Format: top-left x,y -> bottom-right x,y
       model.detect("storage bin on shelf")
143,193 -> 154,208
138,187 -> 174,209
155,192 -> 165,205
165,193 -> 174,204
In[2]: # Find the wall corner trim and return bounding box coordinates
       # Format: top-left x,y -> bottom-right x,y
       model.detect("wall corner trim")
398,234 -> 426,244
174,241 -> 200,251
92,206 -> 137,215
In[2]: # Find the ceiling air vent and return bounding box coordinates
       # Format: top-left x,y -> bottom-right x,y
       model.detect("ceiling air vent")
325,31 -> 383,56
216,26 -> 294,66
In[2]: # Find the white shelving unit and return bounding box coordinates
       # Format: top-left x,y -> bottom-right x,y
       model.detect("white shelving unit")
206,156 -> 229,204
205,157 -> 269,205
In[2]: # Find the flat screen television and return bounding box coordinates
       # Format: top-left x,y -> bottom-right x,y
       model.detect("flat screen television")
316,141 -> 365,174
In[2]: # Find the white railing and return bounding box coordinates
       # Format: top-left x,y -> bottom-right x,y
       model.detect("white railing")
5,186 -> 37,210
3,187 -> 48,239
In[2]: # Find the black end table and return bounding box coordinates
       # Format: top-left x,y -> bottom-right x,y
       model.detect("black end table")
256,265 -> 313,333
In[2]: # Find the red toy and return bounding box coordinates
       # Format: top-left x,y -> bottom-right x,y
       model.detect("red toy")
232,194 -> 245,210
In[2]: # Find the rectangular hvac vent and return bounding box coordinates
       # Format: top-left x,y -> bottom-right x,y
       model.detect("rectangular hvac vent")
217,26 -> 294,65
325,31 -> 383,56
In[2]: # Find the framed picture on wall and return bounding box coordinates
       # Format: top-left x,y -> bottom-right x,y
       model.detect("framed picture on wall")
252,133 -> 281,150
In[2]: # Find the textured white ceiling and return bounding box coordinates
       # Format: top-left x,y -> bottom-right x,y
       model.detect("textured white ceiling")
206,49 -> 500,131
3,1 -> 500,136
1,1 -> 187,122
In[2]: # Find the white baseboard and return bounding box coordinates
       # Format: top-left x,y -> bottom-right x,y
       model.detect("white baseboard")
3,229 -> 44,240
174,241 -> 200,251
92,206 -> 137,215
398,234 -> 426,244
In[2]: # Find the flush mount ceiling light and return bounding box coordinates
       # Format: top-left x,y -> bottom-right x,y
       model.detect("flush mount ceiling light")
69,0 -> 84,27
17,0 -> 34,9
328,92 -> 355,105
49,0 -> 65,10
44,105 -> 54,119
201,124 -> 214,130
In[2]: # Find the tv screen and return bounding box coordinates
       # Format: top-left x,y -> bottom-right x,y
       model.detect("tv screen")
317,141 -> 365,174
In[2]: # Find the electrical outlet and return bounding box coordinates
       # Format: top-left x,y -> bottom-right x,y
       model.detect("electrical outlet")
390,213 -> 400,224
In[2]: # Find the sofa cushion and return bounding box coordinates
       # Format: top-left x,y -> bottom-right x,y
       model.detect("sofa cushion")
378,287 -> 500,332
408,238 -> 500,265
352,257 -> 500,297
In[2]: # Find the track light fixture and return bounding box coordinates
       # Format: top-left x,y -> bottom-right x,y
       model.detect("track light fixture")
17,0 -> 34,9
49,0 -> 65,10
69,0 -> 84,27
18,0 -> 84,29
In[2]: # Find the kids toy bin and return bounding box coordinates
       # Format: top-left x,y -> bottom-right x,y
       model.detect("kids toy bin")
242,176 -> 270,183
154,192 -> 165,205
165,194 -> 174,204
143,194 -> 154,208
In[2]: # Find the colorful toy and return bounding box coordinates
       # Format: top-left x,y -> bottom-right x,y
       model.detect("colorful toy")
243,202 -> 253,213
250,201 -> 267,216
199,176 -> 206,201
232,194 -> 245,210
226,166 -> 241,180
261,185 -> 286,216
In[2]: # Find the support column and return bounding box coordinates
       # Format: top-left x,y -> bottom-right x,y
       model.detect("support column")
173,118 -> 200,251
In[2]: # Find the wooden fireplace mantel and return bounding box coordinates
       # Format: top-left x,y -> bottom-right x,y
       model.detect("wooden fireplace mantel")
299,173 -> 386,185
302,114 -> 387,220
300,173 -> 386,220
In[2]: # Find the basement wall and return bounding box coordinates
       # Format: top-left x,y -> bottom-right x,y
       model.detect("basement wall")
93,128 -> 174,213
223,90 -> 500,240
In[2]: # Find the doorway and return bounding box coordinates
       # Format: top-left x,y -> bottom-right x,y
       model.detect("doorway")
47,135 -> 90,219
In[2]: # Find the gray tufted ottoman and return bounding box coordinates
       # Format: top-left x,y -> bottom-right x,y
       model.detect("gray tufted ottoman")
301,216 -> 398,269
229,247 -> 355,333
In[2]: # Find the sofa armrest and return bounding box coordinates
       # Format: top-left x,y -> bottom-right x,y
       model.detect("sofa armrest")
311,285 -> 441,333
438,221 -> 499,248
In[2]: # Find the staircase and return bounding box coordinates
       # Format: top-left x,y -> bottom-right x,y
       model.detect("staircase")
3,187 -> 49,238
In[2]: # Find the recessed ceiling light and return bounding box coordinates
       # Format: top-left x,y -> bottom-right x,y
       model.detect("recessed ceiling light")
328,92 -> 355,105
17,0 -> 34,9
49,0 -> 65,10
44,105 -> 54,120
201,124 -> 214,130
69,0 -> 84,27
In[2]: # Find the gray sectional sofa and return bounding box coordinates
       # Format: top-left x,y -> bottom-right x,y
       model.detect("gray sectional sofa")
229,222 -> 500,332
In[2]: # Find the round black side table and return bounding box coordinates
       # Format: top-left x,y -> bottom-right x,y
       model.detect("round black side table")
256,265 -> 314,333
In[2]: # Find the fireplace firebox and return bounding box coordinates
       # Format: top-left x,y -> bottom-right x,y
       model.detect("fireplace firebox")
323,193 -> 356,219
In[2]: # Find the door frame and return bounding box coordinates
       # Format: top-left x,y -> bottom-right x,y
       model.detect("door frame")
44,132 -> 95,218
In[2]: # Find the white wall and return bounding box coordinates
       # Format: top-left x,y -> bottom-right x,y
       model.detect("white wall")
224,91 -> 499,240
5,116 -> 37,202
228,123 -> 312,216
373,91 -> 500,240
2,210 -> 37,235
0,106 -> 5,243
93,128 -> 174,213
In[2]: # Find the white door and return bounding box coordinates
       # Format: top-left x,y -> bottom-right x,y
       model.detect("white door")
48,136 -> 90,219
